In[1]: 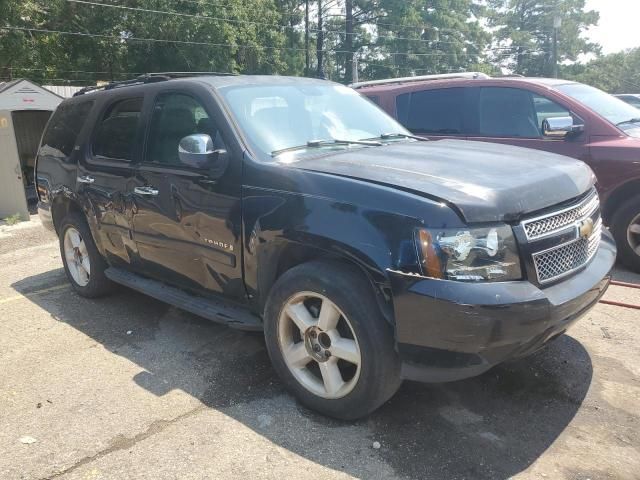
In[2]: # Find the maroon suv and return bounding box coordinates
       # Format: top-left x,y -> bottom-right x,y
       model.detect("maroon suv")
355,74 -> 640,271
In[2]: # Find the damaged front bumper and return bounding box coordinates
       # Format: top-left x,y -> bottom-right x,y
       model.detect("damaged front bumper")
388,230 -> 616,383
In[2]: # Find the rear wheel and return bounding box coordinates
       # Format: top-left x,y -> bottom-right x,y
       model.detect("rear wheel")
264,260 -> 401,420
611,195 -> 640,272
59,213 -> 113,297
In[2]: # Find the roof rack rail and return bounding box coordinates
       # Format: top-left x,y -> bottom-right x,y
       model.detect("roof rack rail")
73,71 -> 236,96
350,72 -> 491,89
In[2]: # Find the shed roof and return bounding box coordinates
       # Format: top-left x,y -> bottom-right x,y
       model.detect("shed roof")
0,79 -> 63,111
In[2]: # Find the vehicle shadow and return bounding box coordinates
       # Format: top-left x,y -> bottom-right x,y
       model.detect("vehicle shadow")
12,269 -> 594,480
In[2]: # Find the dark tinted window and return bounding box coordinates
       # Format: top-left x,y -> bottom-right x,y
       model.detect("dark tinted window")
366,95 -> 380,105
41,101 -> 94,157
93,97 -> 143,160
395,88 -> 466,134
478,87 -> 541,138
619,95 -> 640,108
146,93 -> 224,166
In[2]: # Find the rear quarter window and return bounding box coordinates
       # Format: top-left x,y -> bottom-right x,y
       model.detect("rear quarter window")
366,95 -> 380,105
395,88 -> 466,135
40,101 -> 94,158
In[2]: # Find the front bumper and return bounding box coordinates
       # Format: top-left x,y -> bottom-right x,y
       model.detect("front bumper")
389,230 -> 616,383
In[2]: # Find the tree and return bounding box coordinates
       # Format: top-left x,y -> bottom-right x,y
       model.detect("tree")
564,48 -> 640,93
359,0 -> 491,81
487,0 -> 600,76
1,0 -> 297,85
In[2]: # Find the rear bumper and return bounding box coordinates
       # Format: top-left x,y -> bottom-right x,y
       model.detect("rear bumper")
37,202 -> 56,233
389,230 -> 616,383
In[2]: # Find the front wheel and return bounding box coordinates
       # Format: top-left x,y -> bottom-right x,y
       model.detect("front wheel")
264,260 -> 401,420
611,195 -> 640,272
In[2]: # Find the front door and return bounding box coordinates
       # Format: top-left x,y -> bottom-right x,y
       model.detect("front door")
132,91 -> 244,300
465,86 -> 588,162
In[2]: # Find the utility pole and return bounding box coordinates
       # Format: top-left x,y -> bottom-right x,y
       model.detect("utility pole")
305,0 -> 310,77
316,0 -> 325,78
352,54 -> 358,84
553,15 -> 562,78
344,0 -> 354,84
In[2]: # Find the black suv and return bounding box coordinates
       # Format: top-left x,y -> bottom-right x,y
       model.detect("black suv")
36,74 -> 615,419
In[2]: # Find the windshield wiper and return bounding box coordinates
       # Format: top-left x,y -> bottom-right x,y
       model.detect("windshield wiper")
616,118 -> 640,127
271,138 -> 382,157
363,132 -> 429,142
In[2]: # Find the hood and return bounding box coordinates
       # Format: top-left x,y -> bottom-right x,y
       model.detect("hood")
283,139 -> 594,223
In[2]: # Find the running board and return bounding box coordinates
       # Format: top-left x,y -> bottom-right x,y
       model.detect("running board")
104,267 -> 263,331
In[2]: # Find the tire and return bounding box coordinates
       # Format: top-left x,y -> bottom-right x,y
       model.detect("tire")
611,194 -> 640,272
59,212 -> 113,298
264,260 -> 401,420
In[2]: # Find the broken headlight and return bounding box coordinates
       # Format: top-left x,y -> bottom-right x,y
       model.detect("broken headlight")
416,225 -> 522,282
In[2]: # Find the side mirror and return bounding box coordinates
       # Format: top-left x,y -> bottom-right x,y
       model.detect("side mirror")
179,134 -> 215,168
178,134 -> 227,176
542,116 -> 584,138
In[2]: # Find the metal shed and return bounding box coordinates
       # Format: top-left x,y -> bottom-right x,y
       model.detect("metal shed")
0,79 -> 62,220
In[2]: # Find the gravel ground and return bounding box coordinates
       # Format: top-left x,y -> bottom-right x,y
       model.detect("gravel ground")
0,217 -> 638,480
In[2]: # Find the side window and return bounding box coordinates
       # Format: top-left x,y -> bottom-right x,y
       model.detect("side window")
532,94 -> 571,130
146,92 -> 223,167
478,87 -> 540,138
366,95 -> 380,106
395,88 -> 466,135
93,97 -> 143,161
624,96 -> 640,108
41,101 -> 94,158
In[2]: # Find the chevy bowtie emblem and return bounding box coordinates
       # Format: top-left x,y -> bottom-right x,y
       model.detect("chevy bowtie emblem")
578,218 -> 594,238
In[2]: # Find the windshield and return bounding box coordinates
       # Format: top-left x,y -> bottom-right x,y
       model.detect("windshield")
219,82 -> 409,158
556,83 -> 640,136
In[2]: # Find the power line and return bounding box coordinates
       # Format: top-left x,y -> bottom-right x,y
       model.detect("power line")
6,66 -> 145,76
2,26 -> 308,52
66,0 -> 298,31
66,0 -> 548,53
3,26 -> 524,58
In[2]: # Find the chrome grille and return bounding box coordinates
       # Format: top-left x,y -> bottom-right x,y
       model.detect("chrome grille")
523,191 -> 599,240
532,218 -> 602,284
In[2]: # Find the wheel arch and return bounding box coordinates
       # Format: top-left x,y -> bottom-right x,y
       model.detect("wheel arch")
256,238 -> 395,326
51,192 -> 84,233
602,178 -> 640,224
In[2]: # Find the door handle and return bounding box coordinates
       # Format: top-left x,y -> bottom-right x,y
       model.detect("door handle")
77,175 -> 95,184
134,186 -> 159,197
197,178 -> 217,186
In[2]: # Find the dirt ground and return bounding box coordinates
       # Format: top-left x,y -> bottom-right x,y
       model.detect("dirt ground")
1,217 -> 638,480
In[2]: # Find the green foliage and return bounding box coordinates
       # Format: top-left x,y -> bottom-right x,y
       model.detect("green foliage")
1,0 -> 297,84
355,0 -> 492,81
2,213 -> 24,225
0,0 -> 621,87
563,48 -> 640,93
487,0 -> 600,76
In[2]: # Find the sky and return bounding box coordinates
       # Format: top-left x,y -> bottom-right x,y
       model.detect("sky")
585,0 -> 640,54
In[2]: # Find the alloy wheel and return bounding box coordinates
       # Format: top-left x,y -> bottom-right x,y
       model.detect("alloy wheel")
628,213 -> 640,257
278,292 -> 361,399
63,227 -> 91,287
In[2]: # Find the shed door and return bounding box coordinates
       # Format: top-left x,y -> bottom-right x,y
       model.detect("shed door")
12,110 -> 52,202
0,111 -> 29,219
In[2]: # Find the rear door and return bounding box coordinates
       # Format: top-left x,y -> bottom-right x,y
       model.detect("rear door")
465,86 -> 588,161
131,89 -> 244,300
77,95 -> 145,267
395,87 -> 469,140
